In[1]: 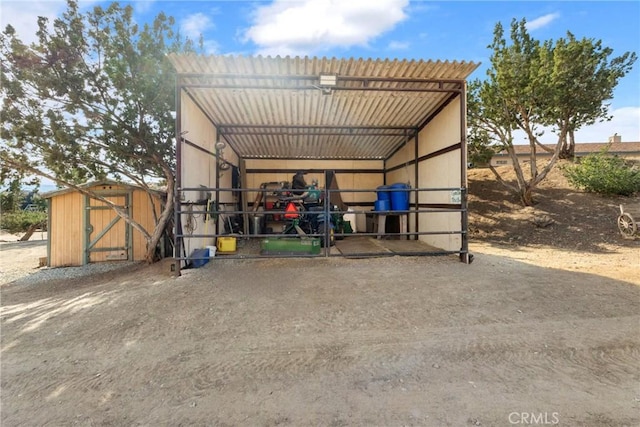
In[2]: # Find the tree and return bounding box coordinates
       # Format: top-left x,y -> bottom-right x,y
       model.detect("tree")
0,177 -> 24,213
539,33 -> 637,159
468,19 -> 636,205
0,1 -> 195,262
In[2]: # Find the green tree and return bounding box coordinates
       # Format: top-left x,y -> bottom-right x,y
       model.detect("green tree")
0,178 -> 24,213
468,19 -> 636,206
538,33 -> 636,159
1,1 -> 195,262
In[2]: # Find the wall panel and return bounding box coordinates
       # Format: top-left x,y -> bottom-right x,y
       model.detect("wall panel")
415,98 -> 463,252
180,94 -> 220,255
131,189 -> 162,261
244,159 -> 384,206
49,192 -> 83,267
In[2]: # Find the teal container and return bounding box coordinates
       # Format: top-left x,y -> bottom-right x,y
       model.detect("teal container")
390,183 -> 410,211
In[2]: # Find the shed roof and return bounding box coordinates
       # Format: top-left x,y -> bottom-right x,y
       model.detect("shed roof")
169,54 -> 480,160
42,180 -> 165,199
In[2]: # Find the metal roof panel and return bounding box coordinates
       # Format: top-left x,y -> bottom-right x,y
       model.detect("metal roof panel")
170,54 -> 480,160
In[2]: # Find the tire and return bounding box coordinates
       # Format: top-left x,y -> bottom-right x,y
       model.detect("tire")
318,222 -> 335,247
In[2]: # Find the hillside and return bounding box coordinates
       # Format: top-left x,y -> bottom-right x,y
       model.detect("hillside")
467,161 -> 639,253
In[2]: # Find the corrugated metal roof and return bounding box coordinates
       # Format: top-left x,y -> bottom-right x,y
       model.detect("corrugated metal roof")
169,54 -> 480,160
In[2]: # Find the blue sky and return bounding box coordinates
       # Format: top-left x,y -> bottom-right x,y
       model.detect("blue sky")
2,0 -> 639,143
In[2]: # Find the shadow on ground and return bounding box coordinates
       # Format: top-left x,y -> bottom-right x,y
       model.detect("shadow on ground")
2,255 -> 639,426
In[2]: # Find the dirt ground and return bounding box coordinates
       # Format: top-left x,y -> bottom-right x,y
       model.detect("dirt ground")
1,166 -> 639,426
466,163 -> 640,285
0,231 -> 48,285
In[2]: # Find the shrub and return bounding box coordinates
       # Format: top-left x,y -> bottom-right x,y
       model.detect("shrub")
562,151 -> 640,196
0,211 -> 47,234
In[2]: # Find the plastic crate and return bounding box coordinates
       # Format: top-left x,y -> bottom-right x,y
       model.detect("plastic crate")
189,248 -> 210,268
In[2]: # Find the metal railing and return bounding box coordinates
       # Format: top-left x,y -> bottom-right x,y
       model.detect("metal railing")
174,185 -> 468,266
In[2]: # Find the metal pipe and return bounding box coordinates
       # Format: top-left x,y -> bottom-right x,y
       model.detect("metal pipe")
174,75 -> 183,276
324,185 -> 330,257
218,124 -> 418,131
215,130 -> 221,238
177,72 -> 466,85
459,83 -> 470,264
180,83 -> 461,94
220,130 -> 413,137
414,131 -> 419,241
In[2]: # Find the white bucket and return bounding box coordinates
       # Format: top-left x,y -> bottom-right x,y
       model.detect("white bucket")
206,246 -> 217,258
343,208 -> 357,233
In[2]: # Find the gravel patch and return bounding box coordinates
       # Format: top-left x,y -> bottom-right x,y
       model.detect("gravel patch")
1,233 -> 141,287
4,261 -> 139,287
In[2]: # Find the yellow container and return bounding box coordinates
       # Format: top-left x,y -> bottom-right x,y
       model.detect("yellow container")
217,236 -> 237,252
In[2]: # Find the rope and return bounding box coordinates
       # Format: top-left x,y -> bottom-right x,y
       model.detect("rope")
184,204 -> 196,235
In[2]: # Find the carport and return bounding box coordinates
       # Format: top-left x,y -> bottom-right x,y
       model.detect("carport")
168,54 -> 479,272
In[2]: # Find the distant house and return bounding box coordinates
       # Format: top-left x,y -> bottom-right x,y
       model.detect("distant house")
490,135 -> 640,167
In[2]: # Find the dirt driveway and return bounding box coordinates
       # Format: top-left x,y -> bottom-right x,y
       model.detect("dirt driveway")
1,242 -> 639,427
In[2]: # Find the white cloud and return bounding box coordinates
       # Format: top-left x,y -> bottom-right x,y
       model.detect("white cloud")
574,107 -> 640,143
0,1 -> 102,45
0,1 -> 66,44
201,40 -> 220,55
180,13 -> 214,41
244,0 -> 410,57
134,0 -> 157,15
388,40 -> 409,50
526,12 -> 560,31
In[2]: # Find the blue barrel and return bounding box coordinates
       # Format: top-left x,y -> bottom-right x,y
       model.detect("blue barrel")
376,185 -> 391,202
374,199 -> 390,211
390,183 -> 410,211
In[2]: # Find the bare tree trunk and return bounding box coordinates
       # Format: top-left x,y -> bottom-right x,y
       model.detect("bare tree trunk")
488,142 -> 538,206
558,128 -> 576,160
519,185 -> 534,206
533,132 -> 565,188
18,223 -> 40,241
567,129 -> 576,159
143,163 -> 175,264
144,202 -> 172,263
488,165 -> 520,194
559,138 -> 569,159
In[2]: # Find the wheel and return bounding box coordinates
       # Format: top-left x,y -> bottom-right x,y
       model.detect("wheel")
318,222 -> 335,247
617,213 -> 637,238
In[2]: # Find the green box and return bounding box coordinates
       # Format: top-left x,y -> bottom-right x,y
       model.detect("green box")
260,237 -> 321,255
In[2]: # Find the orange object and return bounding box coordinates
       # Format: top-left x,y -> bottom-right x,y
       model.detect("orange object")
284,202 -> 299,219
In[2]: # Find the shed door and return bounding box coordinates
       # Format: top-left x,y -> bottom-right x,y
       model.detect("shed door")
85,194 -> 131,263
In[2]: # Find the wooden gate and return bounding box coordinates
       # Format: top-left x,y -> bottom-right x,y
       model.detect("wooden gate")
84,194 -> 131,264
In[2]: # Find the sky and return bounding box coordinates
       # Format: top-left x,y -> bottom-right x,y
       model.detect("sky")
1,0 -> 639,146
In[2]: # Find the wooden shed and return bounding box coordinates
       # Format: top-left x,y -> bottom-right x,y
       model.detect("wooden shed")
169,54 -> 480,272
44,181 -> 164,267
